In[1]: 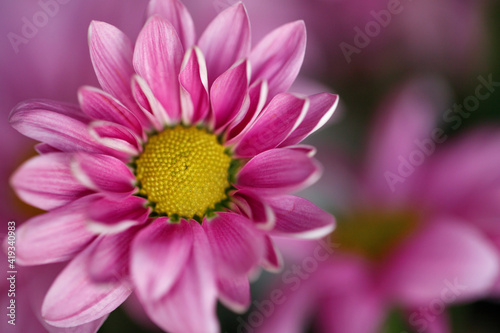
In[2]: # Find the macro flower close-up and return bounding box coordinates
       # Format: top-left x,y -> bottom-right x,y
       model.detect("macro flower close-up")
6,0 -> 336,332
2,0 -> 500,332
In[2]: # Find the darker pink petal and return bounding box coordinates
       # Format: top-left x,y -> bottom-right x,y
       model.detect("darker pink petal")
261,236 -> 283,272
236,148 -> 322,195
42,245 -> 132,327
198,3 -> 251,84
13,196 -> 97,265
133,16 -> 183,122
250,21 -> 306,99
141,222 -> 219,333
235,93 -> 308,157
86,196 -> 149,234
147,0 -> 196,49
71,153 -> 135,194
10,100 -> 107,154
78,86 -> 143,136
11,153 -> 92,211
179,46 -> 210,124
210,60 -> 249,132
269,195 -> 335,239
280,93 -> 339,146
131,218 -> 194,301
233,190 -> 275,229
217,276 -> 251,313
88,21 -> 138,114
203,212 -> 264,277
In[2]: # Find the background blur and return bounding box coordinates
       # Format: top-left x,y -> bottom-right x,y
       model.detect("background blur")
1,0 -> 500,332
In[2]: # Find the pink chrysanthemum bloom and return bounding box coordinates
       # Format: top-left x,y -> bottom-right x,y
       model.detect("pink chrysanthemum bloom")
8,0 -> 337,332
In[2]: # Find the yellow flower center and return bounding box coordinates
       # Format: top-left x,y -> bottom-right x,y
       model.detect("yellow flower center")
331,210 -> 419,262
135,126 -> 232,220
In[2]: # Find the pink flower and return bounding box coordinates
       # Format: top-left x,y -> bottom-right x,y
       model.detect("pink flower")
8,1 -> 337,332
256,78 -> 500,333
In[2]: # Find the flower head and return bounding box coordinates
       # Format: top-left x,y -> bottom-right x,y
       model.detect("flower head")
9,0 -> 337,332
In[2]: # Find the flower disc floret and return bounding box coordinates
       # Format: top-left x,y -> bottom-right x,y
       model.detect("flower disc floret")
135,126 -> 232,219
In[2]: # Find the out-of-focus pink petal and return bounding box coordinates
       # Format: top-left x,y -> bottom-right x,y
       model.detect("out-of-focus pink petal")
198,3 -> 250,85
179,46 -> 209,124
383,218 -> 499,305
280,93 -> 339,146
85,196 -> 149,234
71,153 -> 135,194
404,307 -> 450,333
11,153 -> 92,211
87,227 -> 141,283
236,148 -> 322,195
35,143 -> 60,155
250,21 -> 306,99
12,196 -> 98,266
131,218 -> 193,301
133,16 -> 183,122
234,93 -> 308,157
88,120 -> 142,157
42,245 -> 132,327
9,100 -> 108,154
269,195 -> 335,239
203,212 -> 264,277
217,275 -> 250,313
141,222 -> 219,333
147,0 -> 196,49
78,86 -> 143,136
88,21 -> 138,114
363,78 -> 449,200
233,190 -> 275,230
210,60 -> 250,132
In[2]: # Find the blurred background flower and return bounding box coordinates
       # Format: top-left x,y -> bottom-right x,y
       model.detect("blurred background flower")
1,0 -> 500,332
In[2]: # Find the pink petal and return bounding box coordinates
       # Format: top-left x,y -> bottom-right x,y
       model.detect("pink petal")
261,235 -> 283,272
42,245 -> 132,327
13,196 -> 98,265
10,100 -> 107,154
198,3 -> 250,85
269,195 -> 335,239
78,86 -> 143,136
250,21 -> 306,99
11,153 -> 92,211
225,79 -> 269,143
141,221 -> 219,333
147,0 -> 196,49
210,60 -> 250,132
203,212 -> 264,277
131,74 -> 169,130
88,21 -> 138,114
71,153 -> 135,194
86,196 -> 149,234
88,120 -> 142,156
35,143 -> 60,155
87,227 -> 141,283
234,93 -> 308,157
383,218 -> 499,305
133,16 -> 183,122
131,218 -> 194,301
179,46 -> 209,124
217,275 -> 250,313
236,148 -> 322,195
280,93 -> 339,146
233,190 -> 275,230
